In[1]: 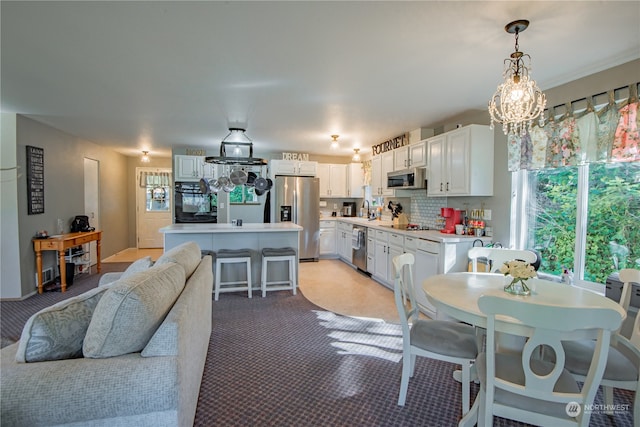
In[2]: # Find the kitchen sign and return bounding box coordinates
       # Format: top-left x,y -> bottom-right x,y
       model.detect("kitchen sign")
371,133 -> 409,156
282,152 -> 309,161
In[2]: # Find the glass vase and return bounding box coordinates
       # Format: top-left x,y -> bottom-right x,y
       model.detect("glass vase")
503,276 -> 531,296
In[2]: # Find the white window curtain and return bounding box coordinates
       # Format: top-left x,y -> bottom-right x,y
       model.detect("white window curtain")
139,171 -> 172,188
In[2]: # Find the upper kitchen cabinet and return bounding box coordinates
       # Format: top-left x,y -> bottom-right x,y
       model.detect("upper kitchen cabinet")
317,163 -> 347,197
347,163 -> 364,197
393,140 -> 428,170
174,155 -> 216,181
371,151 -> 395,197
270,159 -> 317,177
427,124 -> 494,197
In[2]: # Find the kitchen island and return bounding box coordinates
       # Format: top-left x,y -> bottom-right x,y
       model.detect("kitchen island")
159,223 -> 303,289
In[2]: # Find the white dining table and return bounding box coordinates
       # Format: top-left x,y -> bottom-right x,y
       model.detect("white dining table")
422,272 -> 627,337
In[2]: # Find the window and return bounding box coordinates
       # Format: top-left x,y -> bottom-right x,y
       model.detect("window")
229,184 -> 259,204
516,161 -> 639,288
141,172 -> 172,212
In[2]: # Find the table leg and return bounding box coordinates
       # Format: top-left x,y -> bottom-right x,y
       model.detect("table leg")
36,250 -> 43,294
59,250 -> 67,292
97,237 -> 101,273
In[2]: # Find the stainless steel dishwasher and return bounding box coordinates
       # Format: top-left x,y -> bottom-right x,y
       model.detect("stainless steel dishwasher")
352,226 -> 367,273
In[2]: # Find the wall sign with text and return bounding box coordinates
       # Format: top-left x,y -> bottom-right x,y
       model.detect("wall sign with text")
26,145 -> 45,215
371,134 -> 409,156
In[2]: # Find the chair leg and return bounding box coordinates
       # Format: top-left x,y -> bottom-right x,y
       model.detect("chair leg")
398,351 -> 412,406
247,258 -> 252,298
214,260 -> 221,301
461,361 -> 471,415
261,257 -> 267,298
409,353 -> 417,377
603,386 -> 614,415
290,256 -> 296,295
476,388 -> 487,427
458,387 -> 480,427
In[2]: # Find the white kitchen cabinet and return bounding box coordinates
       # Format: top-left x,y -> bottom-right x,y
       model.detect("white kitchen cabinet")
317,163 -> 347,197
393,140 -> 428,170
386,232 -> 404,283
370,151 -> 395,197
427,124 -> 494,197
319,220 -> 337,257
270,159 -> 317,177
366,234 -> 375,274
347,163 -> 364,197
174,155 -> 217,181
337,221 -> 353,263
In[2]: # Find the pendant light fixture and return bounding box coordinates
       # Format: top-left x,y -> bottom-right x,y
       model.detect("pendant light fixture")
330,135 -> 339,149
206,127 -> 266,165
141,151 -> 150,163
488,19 -> 546,136
352,148 -> 361,162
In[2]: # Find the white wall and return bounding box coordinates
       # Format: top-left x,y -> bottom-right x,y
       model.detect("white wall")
0,113 -> 22,298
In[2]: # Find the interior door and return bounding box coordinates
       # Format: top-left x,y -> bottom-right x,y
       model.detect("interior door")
137,168 -> 172,248
84,158 -> 99,266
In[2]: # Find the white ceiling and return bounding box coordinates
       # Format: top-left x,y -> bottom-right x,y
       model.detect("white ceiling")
2,1 -> 639,159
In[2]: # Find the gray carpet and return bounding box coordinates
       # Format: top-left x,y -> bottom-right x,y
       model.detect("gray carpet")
0,268 -> 635,426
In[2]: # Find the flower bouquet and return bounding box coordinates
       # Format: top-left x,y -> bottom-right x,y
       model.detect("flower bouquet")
499,259 -> 537,296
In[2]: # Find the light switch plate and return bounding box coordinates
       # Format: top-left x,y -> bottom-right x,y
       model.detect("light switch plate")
319,201 -> 327,207
483,209 -> 492,220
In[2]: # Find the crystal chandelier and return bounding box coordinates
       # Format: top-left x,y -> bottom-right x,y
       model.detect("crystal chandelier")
488,20 -> 546,136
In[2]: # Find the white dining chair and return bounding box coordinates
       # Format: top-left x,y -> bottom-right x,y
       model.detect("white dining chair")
392,253 -> 478,414
468,294 -> 623,427
468,247 -> 538,273
561,268 -> 640,422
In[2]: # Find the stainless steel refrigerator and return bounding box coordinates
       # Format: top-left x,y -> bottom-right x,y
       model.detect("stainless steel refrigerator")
274,176 -> 320,261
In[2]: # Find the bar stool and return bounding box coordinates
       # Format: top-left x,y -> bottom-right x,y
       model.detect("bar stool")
261,247 -> 297,297
214,249 -> 252,301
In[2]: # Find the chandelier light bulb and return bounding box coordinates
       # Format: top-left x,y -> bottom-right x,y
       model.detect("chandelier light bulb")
352,148 -> 361,162
330,135 -> 339,149
488,20 -> 546,136
141,151 -> 150,163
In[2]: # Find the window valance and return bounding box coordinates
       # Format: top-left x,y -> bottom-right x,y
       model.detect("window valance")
139,171 -> 172,188
507,83 -> 639,171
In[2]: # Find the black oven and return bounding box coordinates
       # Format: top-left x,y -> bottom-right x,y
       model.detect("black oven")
174,182 -> 217,223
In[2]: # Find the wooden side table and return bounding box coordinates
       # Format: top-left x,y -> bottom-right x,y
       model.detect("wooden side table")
33,231 -> 102,293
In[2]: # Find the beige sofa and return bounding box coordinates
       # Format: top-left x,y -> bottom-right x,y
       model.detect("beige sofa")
0,242 -> 213,426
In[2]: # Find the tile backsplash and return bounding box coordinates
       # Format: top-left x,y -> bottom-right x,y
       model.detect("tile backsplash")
409,193 -> 447,228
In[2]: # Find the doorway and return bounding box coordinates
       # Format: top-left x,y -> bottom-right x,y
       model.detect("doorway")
84,158 -> 99,266
136,168 -> 172,248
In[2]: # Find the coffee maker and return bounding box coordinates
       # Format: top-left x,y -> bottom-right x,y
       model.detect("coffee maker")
440,207 -> 463,234
342,202 -> 357,217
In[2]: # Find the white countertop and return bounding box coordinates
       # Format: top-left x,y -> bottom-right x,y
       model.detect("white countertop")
160,223 -> 303,234
328,217 -> 493,243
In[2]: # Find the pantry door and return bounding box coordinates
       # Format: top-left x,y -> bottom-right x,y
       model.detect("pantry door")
136,168 -> 172,248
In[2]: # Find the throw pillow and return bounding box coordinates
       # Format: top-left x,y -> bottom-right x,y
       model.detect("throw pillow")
154,241 -> 201,278
120,256 -> 153,280
83,262 -> 186,358
15,285 -> 110,362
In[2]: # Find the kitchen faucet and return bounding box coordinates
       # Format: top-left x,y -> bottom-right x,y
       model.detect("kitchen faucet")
363,200 -> 371,219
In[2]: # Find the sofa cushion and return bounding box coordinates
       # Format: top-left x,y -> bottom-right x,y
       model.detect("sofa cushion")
120,256 -> 154,280
154,241 -> 201,278
16,285 -> 110,363
83,262 -> 186,358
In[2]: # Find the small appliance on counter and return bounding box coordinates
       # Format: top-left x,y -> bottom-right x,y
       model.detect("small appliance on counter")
388,201 -> 409,227
342,202 -> 357,217
440,207 -> 463,234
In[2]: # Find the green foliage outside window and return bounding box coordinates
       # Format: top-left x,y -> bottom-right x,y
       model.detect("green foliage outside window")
527,162 -> 639,284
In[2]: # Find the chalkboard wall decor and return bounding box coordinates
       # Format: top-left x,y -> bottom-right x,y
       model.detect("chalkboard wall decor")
26,145 -> 44,215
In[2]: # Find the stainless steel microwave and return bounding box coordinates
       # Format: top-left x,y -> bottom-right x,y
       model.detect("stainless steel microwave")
387,168 -> 426,189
